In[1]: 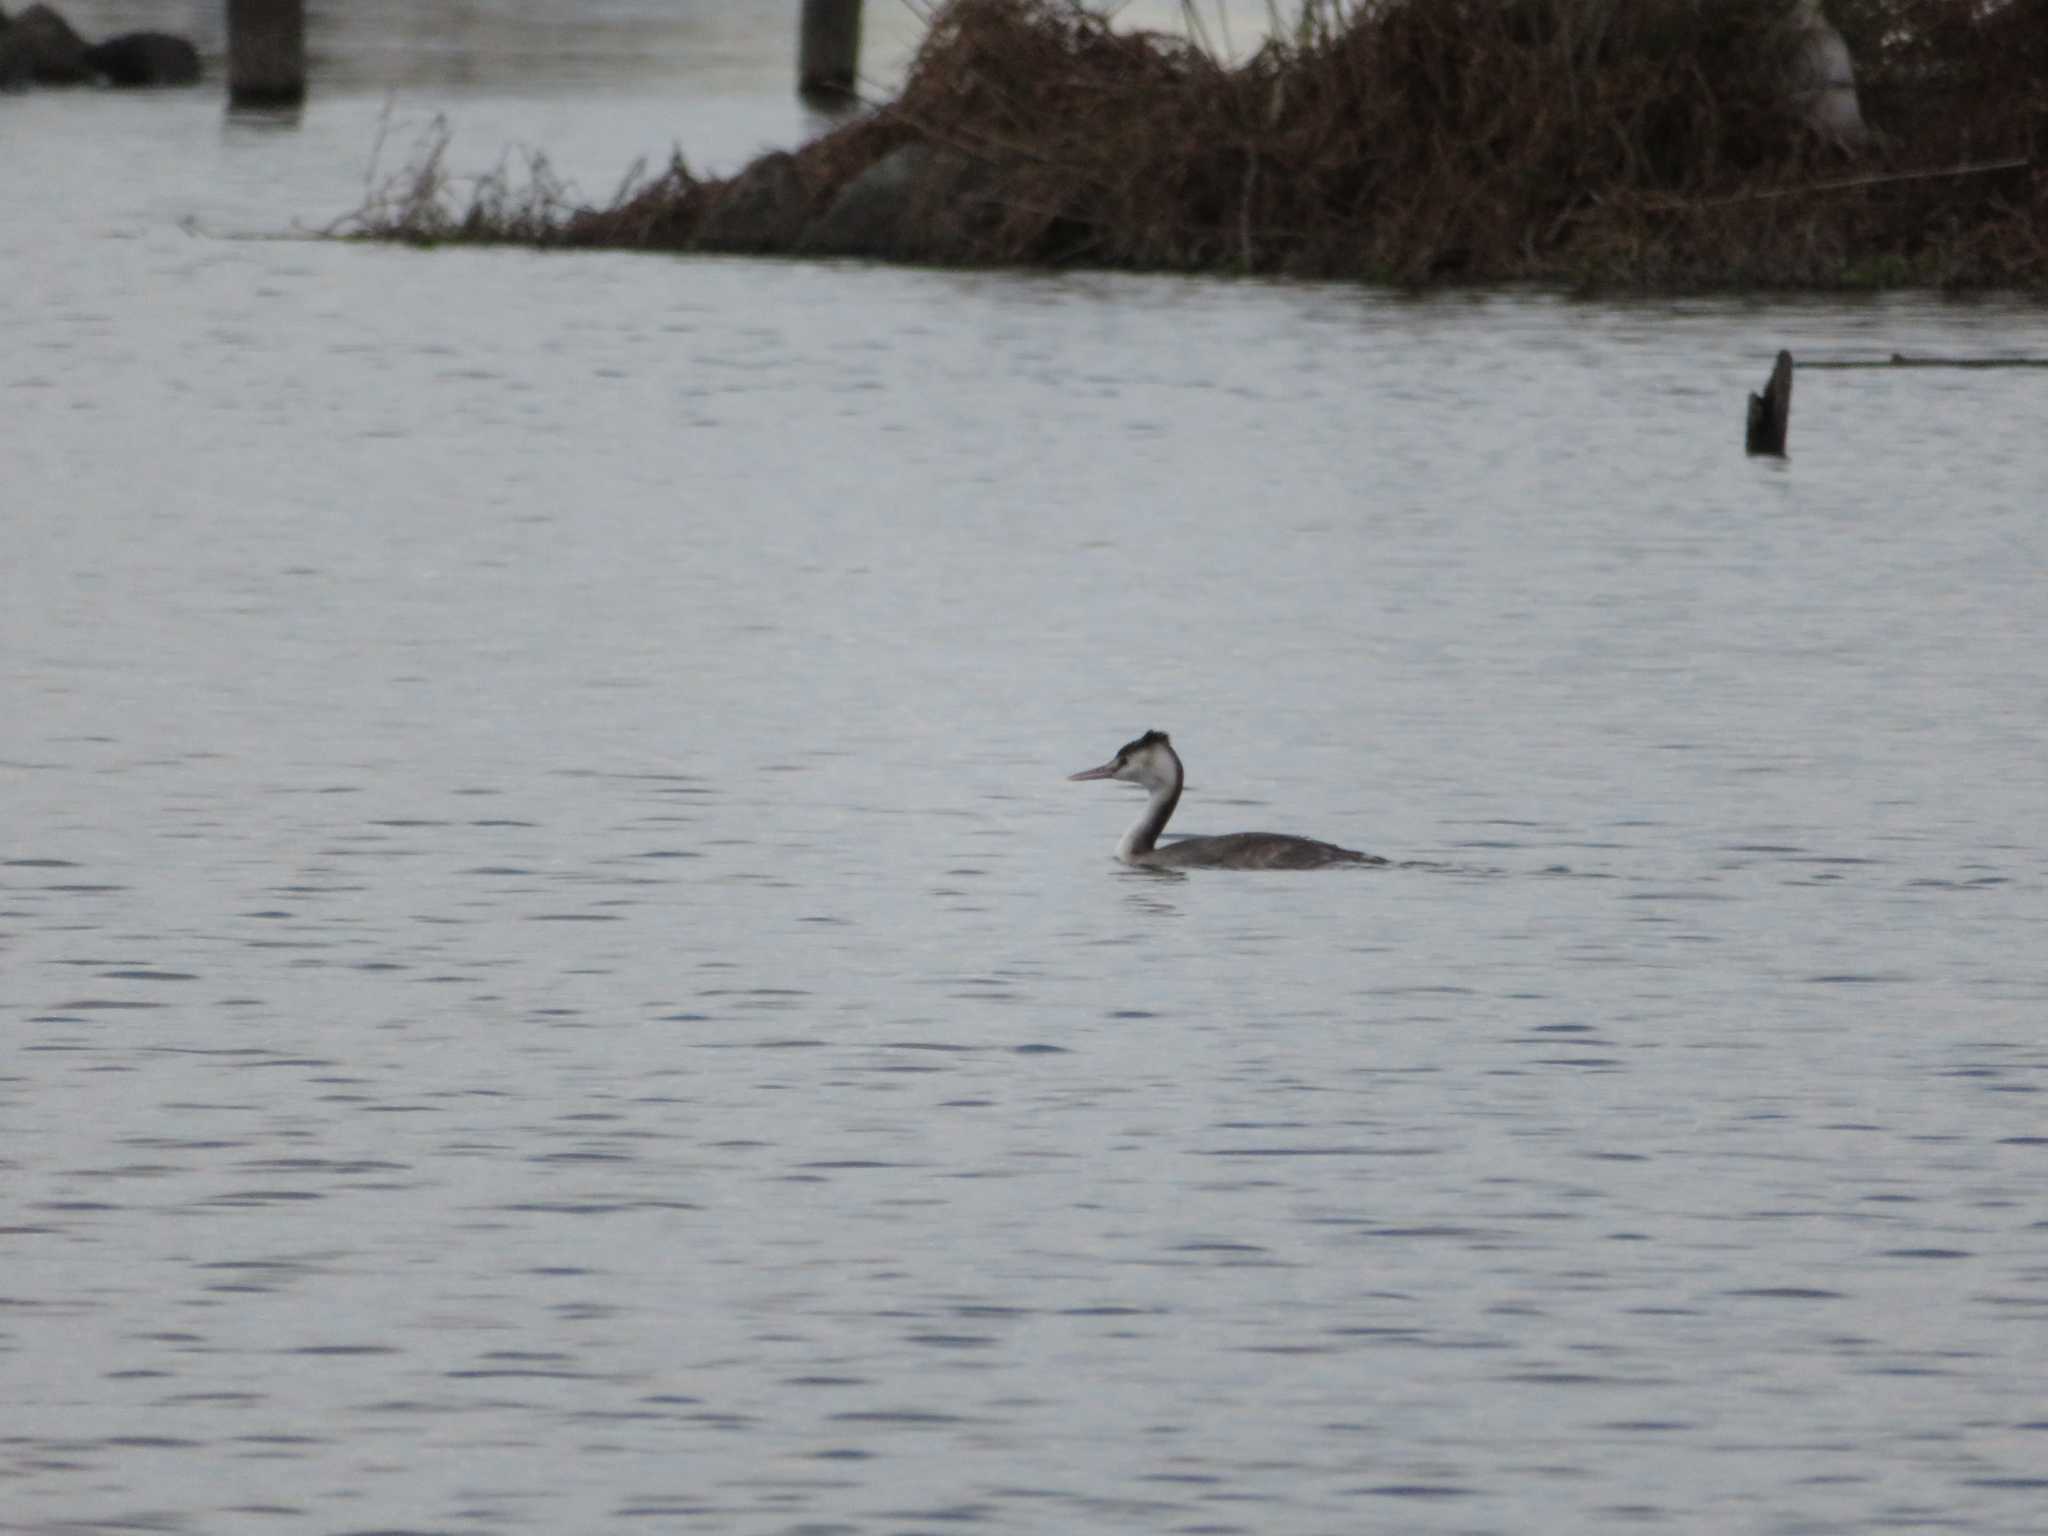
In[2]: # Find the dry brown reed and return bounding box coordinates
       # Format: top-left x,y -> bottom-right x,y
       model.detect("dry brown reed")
340,0 -> 2048,289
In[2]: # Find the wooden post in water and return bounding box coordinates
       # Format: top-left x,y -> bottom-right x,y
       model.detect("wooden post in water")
227,0 -> 305,109
799,0 -> 862,105
1746,350 -> 1794,455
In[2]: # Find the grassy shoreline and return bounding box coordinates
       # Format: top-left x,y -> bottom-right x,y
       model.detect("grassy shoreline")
340,0 -> 2048,291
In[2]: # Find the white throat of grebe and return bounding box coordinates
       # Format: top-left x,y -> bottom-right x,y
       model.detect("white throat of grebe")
1066,729 -> 1182,862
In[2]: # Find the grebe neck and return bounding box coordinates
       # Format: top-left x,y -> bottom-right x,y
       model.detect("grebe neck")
1119,755 -> 1183,861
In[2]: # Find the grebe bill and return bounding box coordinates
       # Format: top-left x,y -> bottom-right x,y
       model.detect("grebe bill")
1067,730 -> 1385,870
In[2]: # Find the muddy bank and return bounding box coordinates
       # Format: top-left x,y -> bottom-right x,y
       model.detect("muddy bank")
344,0 -> 2048,289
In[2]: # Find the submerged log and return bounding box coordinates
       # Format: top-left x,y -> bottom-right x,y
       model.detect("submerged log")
1746,349 -> 1794,456
1799,354 -> 2048,370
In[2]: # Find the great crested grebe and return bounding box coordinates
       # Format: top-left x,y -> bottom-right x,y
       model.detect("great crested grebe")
1068,730 -> 1385,871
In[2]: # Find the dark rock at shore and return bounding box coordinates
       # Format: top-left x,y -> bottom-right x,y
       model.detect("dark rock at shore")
696,152 -> 808,253
0,4 -> 94,86
88,31 -> 201,87
802,144 -> 957,261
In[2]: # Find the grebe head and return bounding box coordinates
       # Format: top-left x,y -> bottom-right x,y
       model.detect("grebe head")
1067,729 -> 1180,793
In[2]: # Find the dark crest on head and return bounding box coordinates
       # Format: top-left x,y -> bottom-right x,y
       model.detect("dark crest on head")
1119,729 -> 1171,758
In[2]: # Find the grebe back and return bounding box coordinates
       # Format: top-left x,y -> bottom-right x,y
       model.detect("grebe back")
1067,730 -> 1384,871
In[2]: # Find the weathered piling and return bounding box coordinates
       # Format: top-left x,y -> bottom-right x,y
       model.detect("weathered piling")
227,0 -> 304,108
1746,350 -> 1794,455
798,0 -> 862,104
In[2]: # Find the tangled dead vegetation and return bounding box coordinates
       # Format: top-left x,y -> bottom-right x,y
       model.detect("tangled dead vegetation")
337,0 -> 2048,289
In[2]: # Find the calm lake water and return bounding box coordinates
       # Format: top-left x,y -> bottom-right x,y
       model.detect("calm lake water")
6,5 -> 2048,1535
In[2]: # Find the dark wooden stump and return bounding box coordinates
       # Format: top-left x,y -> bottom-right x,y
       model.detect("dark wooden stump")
1746,349 -> 1794,456
227,0 -> 305,108
799,0 -> 862,105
